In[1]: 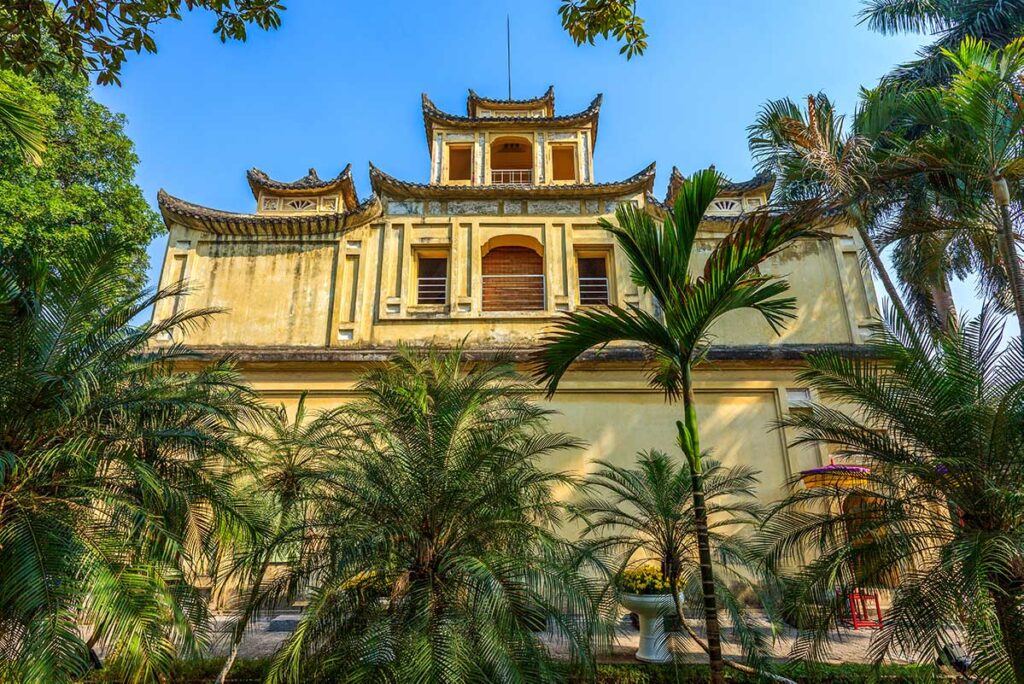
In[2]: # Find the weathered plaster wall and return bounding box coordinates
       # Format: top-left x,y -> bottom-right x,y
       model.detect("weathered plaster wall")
223,361 -> 825,512
156,198 -> 878,351
158,235 -> 338,346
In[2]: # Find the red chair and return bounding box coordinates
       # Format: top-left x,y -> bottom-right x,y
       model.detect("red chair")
837,588 -> 883,629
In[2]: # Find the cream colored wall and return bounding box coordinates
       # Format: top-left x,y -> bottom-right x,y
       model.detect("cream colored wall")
154,200 -> 878,350
226,362 -> 825,513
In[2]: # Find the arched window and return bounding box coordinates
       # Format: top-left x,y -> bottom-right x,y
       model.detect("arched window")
482,238 -> 544,311
490,136 -> 533,185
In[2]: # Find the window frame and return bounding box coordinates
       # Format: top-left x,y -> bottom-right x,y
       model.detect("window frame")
414,249 -> 450,306
550,143 -> 579,184
445,144 -> 474,185
574,247 -> 613,307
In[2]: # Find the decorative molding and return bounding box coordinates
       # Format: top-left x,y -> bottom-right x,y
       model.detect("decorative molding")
284,198 -> 318,211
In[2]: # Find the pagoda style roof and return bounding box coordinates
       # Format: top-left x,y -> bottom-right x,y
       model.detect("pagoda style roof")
246,165 -> 359,209
466,86 -> 556,117
664,166 -> 774,205
421,93 -> 603,147
369,161 -> 655,201
157,189 -> 381,236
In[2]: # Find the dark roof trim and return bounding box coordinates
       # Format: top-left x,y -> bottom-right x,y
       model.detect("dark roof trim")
246,165 -> 359,209
422,93 -> 602,147
467,86 -> 555,117
368,161 -> 655,201
157,190 -> 382,236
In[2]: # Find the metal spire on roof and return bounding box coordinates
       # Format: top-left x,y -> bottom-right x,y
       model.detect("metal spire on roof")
506,15 -> 512,100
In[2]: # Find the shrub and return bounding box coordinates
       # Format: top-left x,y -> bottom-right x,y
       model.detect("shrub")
618,565 -> 671,595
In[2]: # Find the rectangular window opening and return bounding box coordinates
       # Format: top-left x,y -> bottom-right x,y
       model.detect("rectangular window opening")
447,146 -> 472,182
552,145 -> 578,182
417,256 -> 448,305
577,255 -> 609,305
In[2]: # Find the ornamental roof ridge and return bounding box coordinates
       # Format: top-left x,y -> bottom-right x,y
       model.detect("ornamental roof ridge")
368,160 -> 654,201
421,92 -> 603,147
246,164 -> 358,209
157,188 -> 381,236
664,165 -> 775,205
466,85 -> 555,116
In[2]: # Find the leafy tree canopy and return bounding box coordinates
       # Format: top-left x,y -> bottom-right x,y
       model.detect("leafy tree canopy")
0,66 -> 160,285
559,0 -> 648,59
860,0 -> 1024,84
0,0 -> 284,85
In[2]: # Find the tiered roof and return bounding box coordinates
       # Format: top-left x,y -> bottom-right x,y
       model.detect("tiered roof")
157,87 -> 782,232
421,89 -> 603,147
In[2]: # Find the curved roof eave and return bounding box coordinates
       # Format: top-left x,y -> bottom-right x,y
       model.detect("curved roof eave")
368,160 -> 654,201
246,164 -> 359,209
421,93 -> 603,148
158,189 -> 382,236
466,85 -> 556,116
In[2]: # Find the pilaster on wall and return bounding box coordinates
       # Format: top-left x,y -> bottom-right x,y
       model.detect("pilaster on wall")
535,132 -> 546,185
832,230 -> 878,343
329,230 -> 373,346
431,134 -> 443,184
556,222 -> 572,312
152,227 -> 197,340
450,221 -> 474,316
581,131 -> 592,183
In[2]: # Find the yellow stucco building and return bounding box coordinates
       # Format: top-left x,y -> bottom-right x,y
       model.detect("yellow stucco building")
153,86 -> 879,506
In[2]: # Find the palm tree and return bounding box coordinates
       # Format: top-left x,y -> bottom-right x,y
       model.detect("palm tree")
761,308 -> 1024,682
748,92 -> 921,335
265,347 -> 605,683
899,37 -> 1024,334
575,451 -> 784,677
0,232 -> 262,683
215,393 -> 340,684
0,82 -> 45,164
860,0 -> 1024,85
532,167 -> 823,684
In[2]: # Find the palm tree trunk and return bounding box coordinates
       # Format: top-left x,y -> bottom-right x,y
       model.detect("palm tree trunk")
930,279 -> 957,333
990,578 -> 1024,681
215,552 -> 273,684
993,178 -> 1024,333
679,368 -> 724,684
855,221 -> 919,335
667,574 -> 796,684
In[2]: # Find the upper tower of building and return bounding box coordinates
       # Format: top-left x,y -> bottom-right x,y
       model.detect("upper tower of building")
420,86 -> 601,187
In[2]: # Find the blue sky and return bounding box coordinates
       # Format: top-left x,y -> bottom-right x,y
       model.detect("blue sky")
91,0 -> 1004,334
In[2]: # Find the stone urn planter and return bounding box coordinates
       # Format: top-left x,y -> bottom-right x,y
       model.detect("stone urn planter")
619,592 -> 683,663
